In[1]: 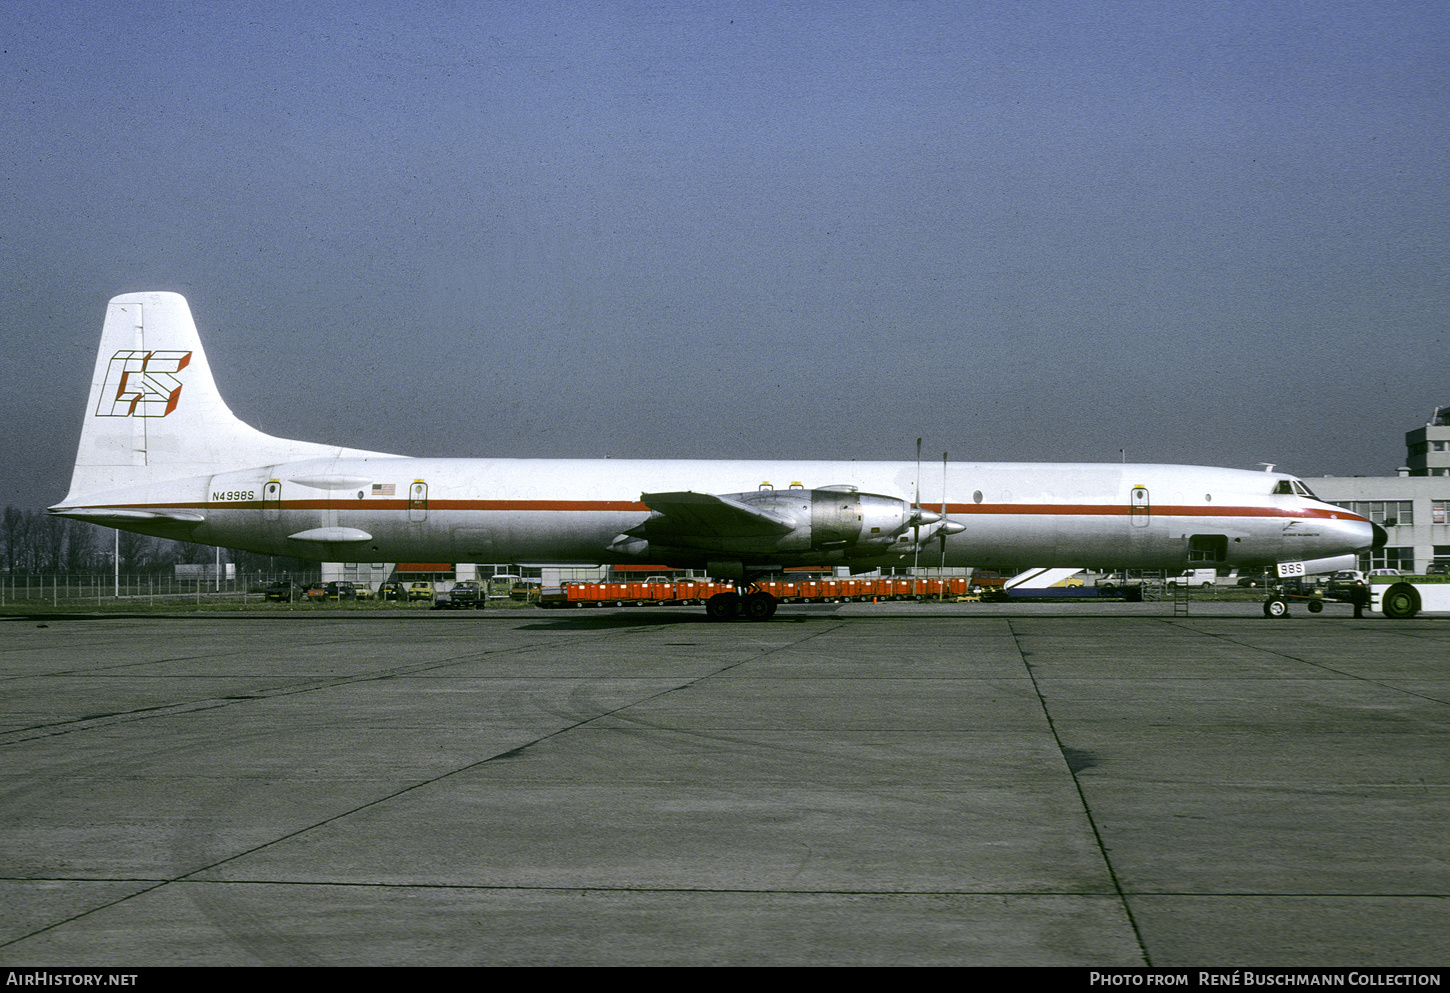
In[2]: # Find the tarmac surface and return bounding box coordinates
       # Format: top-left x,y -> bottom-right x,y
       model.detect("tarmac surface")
0,600 -> 1446,966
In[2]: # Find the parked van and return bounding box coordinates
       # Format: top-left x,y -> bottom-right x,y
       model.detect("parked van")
1166,569 -> 1217,588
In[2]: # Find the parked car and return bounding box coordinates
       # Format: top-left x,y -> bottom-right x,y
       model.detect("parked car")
352,583 -> 374,600
377,582 -> 407,601
304,582 -> 328,601
508,580 -> 542,601
323,581 -> 357,601
1236,569 -> 1273,588
408,581 -> 436,602
448,580 -> 485,607
264,580 -> 304,603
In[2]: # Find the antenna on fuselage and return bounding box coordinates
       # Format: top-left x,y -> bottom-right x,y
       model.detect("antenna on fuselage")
1259,463 -> 1277,472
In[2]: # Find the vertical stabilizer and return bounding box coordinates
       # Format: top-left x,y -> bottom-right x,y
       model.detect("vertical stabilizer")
59,292 -> 393,503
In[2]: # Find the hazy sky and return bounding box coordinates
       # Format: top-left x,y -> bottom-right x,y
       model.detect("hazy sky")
3,1 -> 1447,509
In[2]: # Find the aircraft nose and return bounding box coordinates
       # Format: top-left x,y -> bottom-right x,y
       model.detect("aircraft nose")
1372,522 -> 1388,550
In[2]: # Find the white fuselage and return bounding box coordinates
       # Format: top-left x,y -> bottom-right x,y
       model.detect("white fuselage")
72,456 -> 1377,572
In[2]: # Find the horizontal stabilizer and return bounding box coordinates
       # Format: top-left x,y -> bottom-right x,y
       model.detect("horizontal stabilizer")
51,507 -> 206,523
288,475 -> 375,490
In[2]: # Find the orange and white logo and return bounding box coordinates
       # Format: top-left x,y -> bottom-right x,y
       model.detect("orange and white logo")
97,350 -> 192,417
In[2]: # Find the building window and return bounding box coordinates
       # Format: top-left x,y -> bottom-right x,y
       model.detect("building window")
1333,501 -> 1414,527
1358,547 -> 1415,572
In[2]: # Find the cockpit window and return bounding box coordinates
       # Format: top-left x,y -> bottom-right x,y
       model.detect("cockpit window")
1273,478 -> 1320,499
1276,478 -> 1322,498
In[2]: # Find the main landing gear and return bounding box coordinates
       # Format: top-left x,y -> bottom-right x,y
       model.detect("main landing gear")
705,587 -> 778,621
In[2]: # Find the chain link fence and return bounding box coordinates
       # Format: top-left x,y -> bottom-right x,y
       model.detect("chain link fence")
0,573 -> 313,608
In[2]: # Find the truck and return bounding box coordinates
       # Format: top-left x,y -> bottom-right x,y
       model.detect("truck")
1371,574 -> 1450,619
1272,572 -> 1450,618
1165,568 -> 1218,588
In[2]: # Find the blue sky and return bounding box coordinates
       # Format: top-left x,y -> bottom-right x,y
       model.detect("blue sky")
3,1 -> 1447,508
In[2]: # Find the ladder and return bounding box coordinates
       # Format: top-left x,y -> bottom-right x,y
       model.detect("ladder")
1171,577 -> 1191,616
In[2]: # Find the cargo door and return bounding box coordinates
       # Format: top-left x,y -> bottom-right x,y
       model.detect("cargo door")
1188,535 -> 1228,563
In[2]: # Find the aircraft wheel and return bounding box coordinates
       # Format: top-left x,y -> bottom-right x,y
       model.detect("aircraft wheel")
1307,600 -> 1324,613
706,592 -> 740,621
1264,597 -> 1289,618
1381,584 -> 1420,620
742,592 -> 777,620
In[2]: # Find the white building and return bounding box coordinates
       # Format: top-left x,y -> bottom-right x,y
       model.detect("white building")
1312,405 -> 1450,573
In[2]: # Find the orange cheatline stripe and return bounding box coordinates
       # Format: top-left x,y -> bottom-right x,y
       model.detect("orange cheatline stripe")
78,498 -> 1368,524
942,503 -> 1362,521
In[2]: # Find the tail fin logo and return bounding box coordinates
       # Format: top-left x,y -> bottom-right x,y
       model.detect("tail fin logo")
96,350 -> 193,417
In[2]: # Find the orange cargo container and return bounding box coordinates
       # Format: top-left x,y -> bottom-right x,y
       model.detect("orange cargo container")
754,580 -> 796,602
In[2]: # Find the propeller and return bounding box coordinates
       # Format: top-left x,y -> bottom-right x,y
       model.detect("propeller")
939,451 -> 948,591
913,438 -> 922,589
909,440 -> 963,597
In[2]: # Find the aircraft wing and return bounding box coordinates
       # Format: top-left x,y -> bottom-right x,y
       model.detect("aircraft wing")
632,491 -> 796,538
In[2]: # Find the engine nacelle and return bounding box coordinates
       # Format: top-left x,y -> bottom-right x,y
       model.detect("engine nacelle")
738,486 -> 921,552
612,485 -> 941,563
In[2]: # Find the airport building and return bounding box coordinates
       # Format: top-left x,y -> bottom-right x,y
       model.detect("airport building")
1311,405 -> 1450,573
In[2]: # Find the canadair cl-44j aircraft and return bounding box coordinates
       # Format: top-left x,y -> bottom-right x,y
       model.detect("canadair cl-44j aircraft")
50,293 -> 1383,619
